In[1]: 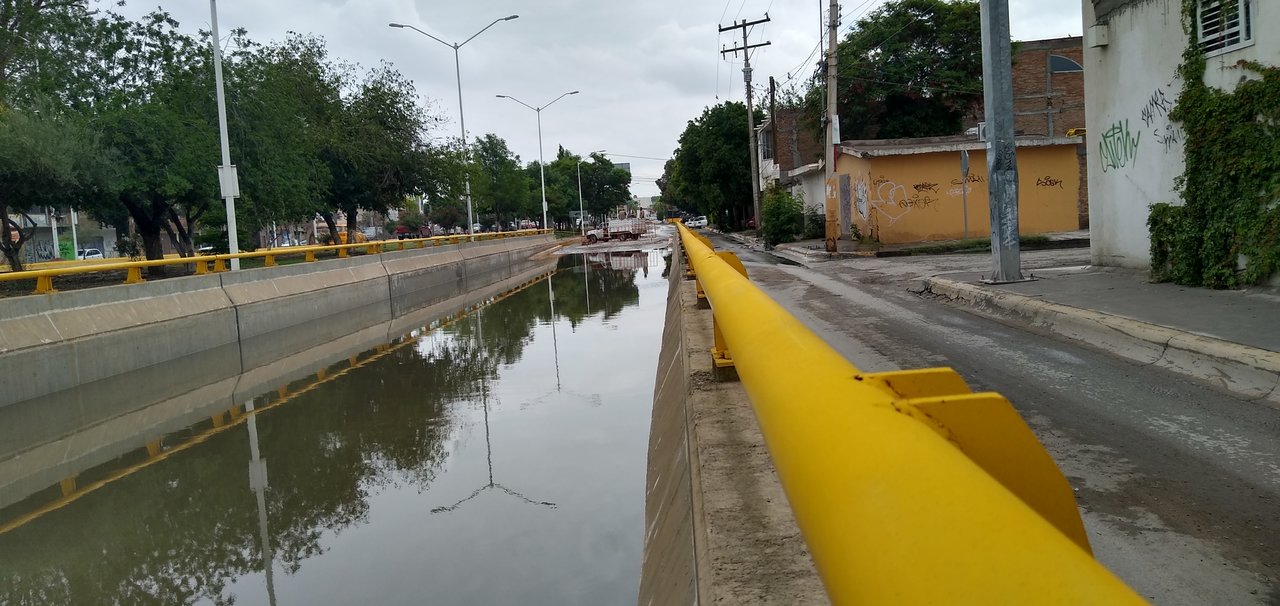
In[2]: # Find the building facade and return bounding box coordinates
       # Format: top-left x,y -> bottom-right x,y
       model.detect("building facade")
1083,0 -> 1275,269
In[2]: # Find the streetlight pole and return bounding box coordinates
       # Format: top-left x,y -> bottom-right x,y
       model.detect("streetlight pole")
495,91 -> 579,231
577,149 -> 605,236
210,0 -> 241,270
390,16 -> 518,239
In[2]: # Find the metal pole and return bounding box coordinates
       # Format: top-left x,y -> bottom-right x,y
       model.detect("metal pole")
980,0 -> 1023,282
960,150 -> 971,240
70,208 -> 79,258
824,0 -> 840,252
454,46 -> 475,239
48,207 -> 58,260
210,0 -> 240,271
537,109 -> 548,230
577,161 -> 585,236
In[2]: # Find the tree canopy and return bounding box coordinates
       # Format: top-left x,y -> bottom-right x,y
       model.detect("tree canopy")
0,4 -> 465,269
808,0 -> 983,140
658,102 -> 759,229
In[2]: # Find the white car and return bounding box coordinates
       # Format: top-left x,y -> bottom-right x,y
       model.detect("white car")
686,216 -> 708,228
76,248 -> 104,260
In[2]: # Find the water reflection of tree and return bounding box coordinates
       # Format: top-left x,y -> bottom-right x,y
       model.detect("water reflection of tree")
548,254 -> 643,328
0,326 -> 496,605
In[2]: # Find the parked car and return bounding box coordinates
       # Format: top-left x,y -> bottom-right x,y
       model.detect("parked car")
686,216 -> 708,228
76,248 -> 104,260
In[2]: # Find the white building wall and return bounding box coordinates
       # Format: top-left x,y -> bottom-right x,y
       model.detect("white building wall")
1083,0 -> 1187,268
1084,0 -> 1274,268
789,164 -> 825,214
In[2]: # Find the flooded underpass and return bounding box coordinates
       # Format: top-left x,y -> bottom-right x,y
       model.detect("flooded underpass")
0,251 -> 672,606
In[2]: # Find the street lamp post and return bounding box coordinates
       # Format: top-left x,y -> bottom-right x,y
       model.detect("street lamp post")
390,15 -> 518,239
209,0 -> 241,270
495,91 -> 578,231
576,149 -> 605,236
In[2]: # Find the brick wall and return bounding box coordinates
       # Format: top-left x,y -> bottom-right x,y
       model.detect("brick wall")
767,108 -> 823,174
965,37 -> 1086,138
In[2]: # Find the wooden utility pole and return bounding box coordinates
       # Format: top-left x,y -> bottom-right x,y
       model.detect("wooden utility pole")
769,75 -> 778,169
823,0 -> 841,251
720,16 -> 770,230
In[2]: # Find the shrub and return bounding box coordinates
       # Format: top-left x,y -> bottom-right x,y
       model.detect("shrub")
760,186 -> 803,247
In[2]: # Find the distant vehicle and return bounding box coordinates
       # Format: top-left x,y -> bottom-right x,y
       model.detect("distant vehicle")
76,248 -> 104,260
686,216 -> 708,228
586,218 -> 649,244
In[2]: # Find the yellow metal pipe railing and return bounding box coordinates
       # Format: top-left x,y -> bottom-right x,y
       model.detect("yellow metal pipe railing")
0,229 -> 551,294
676,224 -> 1143,605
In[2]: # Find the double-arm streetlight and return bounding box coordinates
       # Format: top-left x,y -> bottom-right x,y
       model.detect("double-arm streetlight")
390,15 -> 518,238
576,149 -> 606,235
495,91 -> 578,231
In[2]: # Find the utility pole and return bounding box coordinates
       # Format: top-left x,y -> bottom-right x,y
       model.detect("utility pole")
979,0 -> 1024,282
824,0 -> 840,252
769,75 -> 778,170
720,16 -> 770,230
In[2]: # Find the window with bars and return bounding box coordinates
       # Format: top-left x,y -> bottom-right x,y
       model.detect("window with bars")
1198,0 -> 1254,55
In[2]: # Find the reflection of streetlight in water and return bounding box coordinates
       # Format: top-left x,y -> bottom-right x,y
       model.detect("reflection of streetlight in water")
430,382 -> 556,514
245,400 -> 279,606
432,309 -> 555,514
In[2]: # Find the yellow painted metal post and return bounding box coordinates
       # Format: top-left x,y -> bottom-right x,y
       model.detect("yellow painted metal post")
59,476 -> 77,497
34,275 -> 56,294
125,266 -> 145,284
710,251 -> 748,369
338,247 -> 348,258
213,258 -> 228,272
305,250 -> 317,262
146,440 -> 162,457
264,254 -> 276,267
194,259 -> 208,275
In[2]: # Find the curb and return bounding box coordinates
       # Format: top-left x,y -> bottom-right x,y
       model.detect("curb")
926,276 -> 1280,408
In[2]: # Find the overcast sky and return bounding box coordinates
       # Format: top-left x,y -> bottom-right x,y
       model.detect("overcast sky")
117,1 -> 1084,198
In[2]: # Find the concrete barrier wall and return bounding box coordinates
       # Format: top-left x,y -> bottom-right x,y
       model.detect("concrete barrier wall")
639,251 -> 701,606
0,258 -> 560,512
0,234 -> 557,414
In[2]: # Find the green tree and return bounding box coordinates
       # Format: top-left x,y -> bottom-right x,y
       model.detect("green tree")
0,104 -> 111,270
469,133 -> 529,228
663,102 -> 759,229
808,0 -> 983,140
759,186 -> 803,246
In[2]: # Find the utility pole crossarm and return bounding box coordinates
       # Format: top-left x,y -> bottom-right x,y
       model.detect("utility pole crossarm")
718,15 -> 771,32
720,41 -> 772,57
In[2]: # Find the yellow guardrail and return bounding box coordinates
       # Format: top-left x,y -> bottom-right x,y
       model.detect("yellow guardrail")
676,224 -> 1143,605
0,229 -> 551,295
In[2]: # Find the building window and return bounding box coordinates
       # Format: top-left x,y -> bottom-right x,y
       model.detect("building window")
1198,0 -> 1253,55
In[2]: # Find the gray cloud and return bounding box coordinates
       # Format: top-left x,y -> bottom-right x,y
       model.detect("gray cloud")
119,0 -> 1082,196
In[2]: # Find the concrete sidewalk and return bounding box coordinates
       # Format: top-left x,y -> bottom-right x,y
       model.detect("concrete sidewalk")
926,266 -> 1280,406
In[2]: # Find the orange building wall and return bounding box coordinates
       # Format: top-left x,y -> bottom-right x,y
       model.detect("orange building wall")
841,145 -> 1080,245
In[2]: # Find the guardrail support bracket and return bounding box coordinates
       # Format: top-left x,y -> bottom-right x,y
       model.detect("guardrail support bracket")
34,275 -> 56,294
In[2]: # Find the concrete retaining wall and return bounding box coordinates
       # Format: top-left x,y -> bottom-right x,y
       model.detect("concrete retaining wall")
0,234 -> 556,414
0,258 -> 559,512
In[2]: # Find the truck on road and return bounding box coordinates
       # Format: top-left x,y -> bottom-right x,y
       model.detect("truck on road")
586,218 -> 649,244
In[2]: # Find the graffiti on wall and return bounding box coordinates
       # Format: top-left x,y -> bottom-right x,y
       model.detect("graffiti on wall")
1140,81 -> 1185,155
865,174 -> 945,226
948,174 -> 985,197
1036,176 -> 1065,189
838,174 -> 853,237
1099,119 -> 1141,172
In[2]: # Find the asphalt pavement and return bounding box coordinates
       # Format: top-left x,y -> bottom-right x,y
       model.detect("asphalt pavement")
703,231 -> 1280,606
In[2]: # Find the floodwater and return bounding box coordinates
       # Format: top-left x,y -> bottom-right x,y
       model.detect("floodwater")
0,251 -> 672,606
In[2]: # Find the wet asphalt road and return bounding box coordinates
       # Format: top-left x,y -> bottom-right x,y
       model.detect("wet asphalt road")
705,232 -> 1280,606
